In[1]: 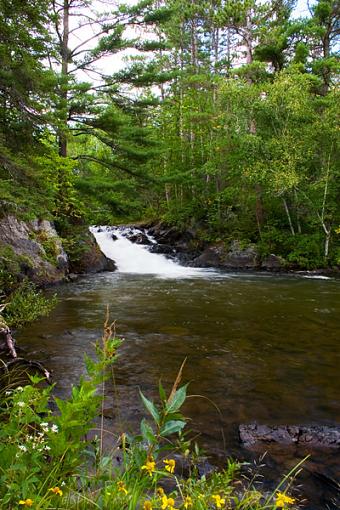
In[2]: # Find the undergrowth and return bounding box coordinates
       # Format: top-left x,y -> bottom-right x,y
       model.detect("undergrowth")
0,312 -> 302,509
2,280 -> 58,329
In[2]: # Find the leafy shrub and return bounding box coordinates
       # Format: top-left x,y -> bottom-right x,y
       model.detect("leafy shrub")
258,228 -> 325,268
285,234 -> 325,269
3,280 -> 57,328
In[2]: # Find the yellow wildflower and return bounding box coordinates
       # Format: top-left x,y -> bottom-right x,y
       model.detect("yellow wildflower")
18,500 -> 33,507
157,487 -> 165,498
141,457 -> 156,477
117,481 -> 128,495
212,494 -> 225,508
275,492 -> 296,508
161,494 -> 177,509
49,486 -> 63,496
163,458 -> 176,474
143,501 -> 153,510
184,495 -> 193,508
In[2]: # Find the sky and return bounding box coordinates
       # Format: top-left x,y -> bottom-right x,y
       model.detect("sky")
70,0 -> 314,83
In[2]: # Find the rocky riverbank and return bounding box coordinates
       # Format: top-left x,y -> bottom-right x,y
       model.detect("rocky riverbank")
121,222 -> 339,274
0,215 -> 116,291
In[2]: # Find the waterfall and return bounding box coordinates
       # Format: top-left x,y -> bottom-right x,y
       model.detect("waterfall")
90,226 -> 207,277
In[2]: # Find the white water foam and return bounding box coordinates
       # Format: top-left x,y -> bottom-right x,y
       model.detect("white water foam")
301,275 -> 331,280
90,226 -> 208,278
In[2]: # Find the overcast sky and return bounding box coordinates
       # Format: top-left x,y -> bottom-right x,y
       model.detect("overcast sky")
71,0 -> 313,83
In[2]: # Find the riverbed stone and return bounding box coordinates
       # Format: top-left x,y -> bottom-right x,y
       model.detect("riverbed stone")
239,423 -> 340,448
148,243 -> 176,255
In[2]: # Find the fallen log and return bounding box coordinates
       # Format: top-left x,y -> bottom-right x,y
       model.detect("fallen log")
6,358 -> 52,384
0,358 -> 52,391
239,423 -> 340,448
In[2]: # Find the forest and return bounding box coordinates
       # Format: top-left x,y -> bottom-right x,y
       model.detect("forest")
0,2 -> 340,509
0,0 -> 339,271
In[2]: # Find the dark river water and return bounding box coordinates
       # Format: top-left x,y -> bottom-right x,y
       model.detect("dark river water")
17,271 -> 340,509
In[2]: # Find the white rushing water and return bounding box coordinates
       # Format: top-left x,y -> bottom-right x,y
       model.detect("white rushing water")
90,226 -> 208,277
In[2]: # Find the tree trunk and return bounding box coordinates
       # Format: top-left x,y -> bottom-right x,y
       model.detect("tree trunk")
325,231 -> 330,259
244,12 -> 264,236
283,198 -> 295,236
58,0 -> 69,158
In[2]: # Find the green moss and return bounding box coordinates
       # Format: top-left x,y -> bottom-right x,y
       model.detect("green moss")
61,229 -> 91,268
0,244 -> 33,295
0,245 -> 57,328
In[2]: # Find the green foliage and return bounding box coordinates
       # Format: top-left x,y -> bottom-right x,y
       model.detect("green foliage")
0,245 -> 32,295
257,228 -> 327,268
139,378 -> 188,452
285,234 -> 326,269
0,0 -> 339,271
3,280 -> 58,329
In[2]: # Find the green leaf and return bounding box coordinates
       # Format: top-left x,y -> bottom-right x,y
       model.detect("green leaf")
166,384 -> 188,414
139,390 -> 160,424
141,418 -> 156,444
160,420 -> 186,437
159,380 -> 166,402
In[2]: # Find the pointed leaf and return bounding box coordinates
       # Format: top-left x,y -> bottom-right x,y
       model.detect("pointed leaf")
159,380 -> 166,402
166,384 -> 188,414
139,390 -> 160,424
141,418 -> 156,444
160,420 -> 186,437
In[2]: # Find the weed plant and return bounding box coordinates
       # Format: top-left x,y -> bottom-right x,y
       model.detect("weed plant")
0,313 -> 301,509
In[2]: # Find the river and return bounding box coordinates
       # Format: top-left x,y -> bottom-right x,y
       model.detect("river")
16,227 -> 340,509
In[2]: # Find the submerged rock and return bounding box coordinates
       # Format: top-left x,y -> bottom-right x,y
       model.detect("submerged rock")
239,423 -> 340,448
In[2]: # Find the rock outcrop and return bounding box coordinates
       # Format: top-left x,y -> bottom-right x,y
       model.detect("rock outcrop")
142,222 -> 287,271
145,223 -> 201,262
0,216 -> 116,289
192,241 -> 259,269
68,228 -> 116,274
0,215 -> 68,285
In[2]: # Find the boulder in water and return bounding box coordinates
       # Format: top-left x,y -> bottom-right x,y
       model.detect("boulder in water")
148,243 -> 176,255
68,229 -> 116,274
126,232 -> 151,245
239,423 -> 340,448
